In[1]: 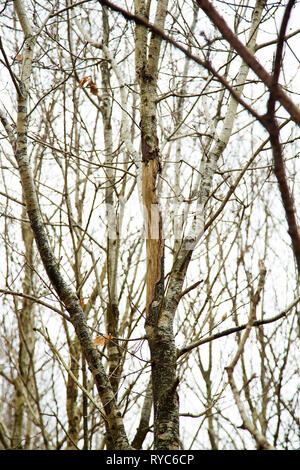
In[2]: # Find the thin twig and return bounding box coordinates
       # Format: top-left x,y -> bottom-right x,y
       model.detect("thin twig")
0,289 -> 70,321
34,328 -> 107,422
0,38 -> 21,96
177,294 -> 300,358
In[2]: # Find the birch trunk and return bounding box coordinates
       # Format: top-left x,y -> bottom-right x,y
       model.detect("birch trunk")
135,0 -> 181,450
162,0 -> 267,353
100,6 -> 121,399
141,1 -> 265,448
11,205 -> 35,449
11,0 -> 130,450
63,26 -> 83,447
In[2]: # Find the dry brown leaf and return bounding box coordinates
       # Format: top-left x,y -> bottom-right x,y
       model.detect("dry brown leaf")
78,75 -> 91,88
92,334 -> 114,347
78,76 -> 98,95
15,54 -> 23,62
89,83 -> 98,96
80,297 -> 85,309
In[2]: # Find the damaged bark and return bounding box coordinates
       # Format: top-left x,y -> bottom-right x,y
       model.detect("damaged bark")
135,0 -> 180,449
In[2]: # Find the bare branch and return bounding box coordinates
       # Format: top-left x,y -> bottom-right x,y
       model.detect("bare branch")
195,0 -> 300,125
98,0 -> 300,125
178,294 -> 300,359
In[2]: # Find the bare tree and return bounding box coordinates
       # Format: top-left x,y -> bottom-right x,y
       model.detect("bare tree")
0,0 -> 299,450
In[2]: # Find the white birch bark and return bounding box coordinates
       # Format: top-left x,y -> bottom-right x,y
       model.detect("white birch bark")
135,0 -> 183,450
161,0 -> 267,329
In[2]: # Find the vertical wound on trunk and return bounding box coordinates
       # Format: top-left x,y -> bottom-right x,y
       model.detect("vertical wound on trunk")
142,158 -> 163,315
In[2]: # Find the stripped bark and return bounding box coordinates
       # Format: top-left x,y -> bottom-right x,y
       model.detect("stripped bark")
134,0 -> 266,449
135,0 -> 181,450
135,0 -> 165,316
